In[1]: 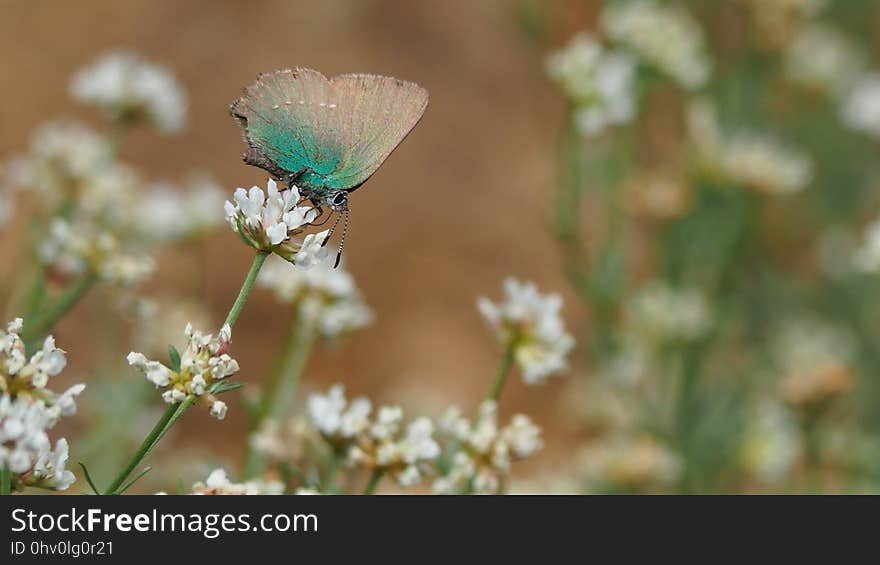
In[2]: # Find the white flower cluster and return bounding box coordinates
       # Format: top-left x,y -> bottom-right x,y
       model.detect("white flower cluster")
11,121 -> 111,198
133,176 -> 227,243
688,99 -> 813,195
39,217 -> 156,286
841,74 -> 880,141
258,255 -> 372,339
225,179 -> 325,264
308,385 -> 440,487
627,281 -> 711,343
434,401 -> 543,494
0,319 -> 84,491
784,24 -> 866,98
477,278 -> 574,385
189,468 -> 283,495
601,0 -> 710,90
127,323 -> 239,419
70,51 -> 186,133
545,33 -> 637,137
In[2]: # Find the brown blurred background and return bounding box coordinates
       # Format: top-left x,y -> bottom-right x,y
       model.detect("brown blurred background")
0,0 -> 585,477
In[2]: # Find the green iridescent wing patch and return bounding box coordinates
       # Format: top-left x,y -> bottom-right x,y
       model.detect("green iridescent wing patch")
231,68 -> 429,191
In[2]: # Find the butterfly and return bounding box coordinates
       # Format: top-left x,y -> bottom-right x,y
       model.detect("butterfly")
230,68 -> 429,265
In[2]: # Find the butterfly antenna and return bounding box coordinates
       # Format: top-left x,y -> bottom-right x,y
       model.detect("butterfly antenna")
334,211 -> 349,269
322,214 -> 342,247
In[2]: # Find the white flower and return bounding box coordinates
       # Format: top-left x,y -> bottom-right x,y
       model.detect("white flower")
601,0 -> 710,90
841,74 -> 880,141
308,385 -> 440,488
501,414 -> 543,459
546,33 -> 637,137
39,217 -> 155,287
134,176 -> 226,242
371,406 -> 404,440
0,320 -> 83,492
225,179 -> 320,261
127,323 -> 239,417
258,255 -> 373,339
627,281 -> 711,343
28,121 -> 111,193
70,51 -> 186,133
308,385 -> 370,439
477,278 -> 574,385
191,468 -> 283,495
784,24 -> 866,97
434,401 -> 542,494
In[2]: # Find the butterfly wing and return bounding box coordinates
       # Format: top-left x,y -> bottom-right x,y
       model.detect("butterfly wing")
231,68 -> 428,191
322,73 -> 429,191
231,68 -> 343,184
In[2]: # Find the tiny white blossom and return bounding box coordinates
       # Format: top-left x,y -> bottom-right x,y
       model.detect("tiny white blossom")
31,438 -> 76,490
209,400 -> 227,420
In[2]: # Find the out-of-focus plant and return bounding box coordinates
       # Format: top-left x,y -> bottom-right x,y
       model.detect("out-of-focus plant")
537,0 -> 880,493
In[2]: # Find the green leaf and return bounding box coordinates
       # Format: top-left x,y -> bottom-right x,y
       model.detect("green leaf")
167,345 -> 182,373
78,462 -> 101,495
208,381 -> 246,396
117,466 -> 152,495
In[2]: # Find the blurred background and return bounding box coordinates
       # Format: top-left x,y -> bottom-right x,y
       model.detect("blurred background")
3,0 -> 880,493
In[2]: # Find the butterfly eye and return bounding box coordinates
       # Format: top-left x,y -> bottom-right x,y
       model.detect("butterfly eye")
331,193 -> 347,207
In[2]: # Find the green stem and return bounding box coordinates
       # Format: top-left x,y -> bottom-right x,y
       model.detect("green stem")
487,343 -> 516,402
102,251 -> 268,494
23,272 -> 97,352
322,448 -> 342,494
1,465 -> 11,495
243,311 -> 316,478
102,401 -> 179,495
363,470 -> 383,495
223,252 -> 269,328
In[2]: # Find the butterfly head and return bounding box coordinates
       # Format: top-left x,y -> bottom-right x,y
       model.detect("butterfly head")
325,189 -> 350,212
